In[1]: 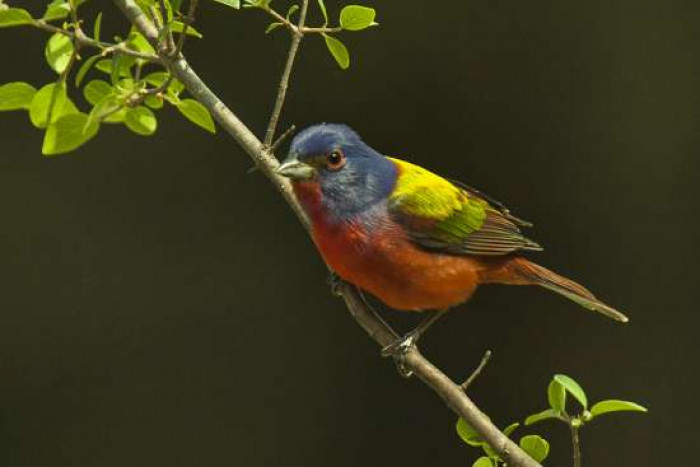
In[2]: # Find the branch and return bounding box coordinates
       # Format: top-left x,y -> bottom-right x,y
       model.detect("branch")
32,20 -> 162,63
110,1 -> 540,465
263,0 -> 309,147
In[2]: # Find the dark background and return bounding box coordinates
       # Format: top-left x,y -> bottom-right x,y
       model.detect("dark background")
1,0 -> 697,465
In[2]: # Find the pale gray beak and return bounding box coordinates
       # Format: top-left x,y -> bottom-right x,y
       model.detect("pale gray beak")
277,157 -> 315,180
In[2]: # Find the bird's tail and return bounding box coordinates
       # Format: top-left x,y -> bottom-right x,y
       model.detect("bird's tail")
481,257 -> 628,323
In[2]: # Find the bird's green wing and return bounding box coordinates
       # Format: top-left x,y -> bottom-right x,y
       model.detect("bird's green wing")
387,158 -> 542,256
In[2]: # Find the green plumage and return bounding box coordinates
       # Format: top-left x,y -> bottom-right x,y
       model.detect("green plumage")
387,157 -> 542,256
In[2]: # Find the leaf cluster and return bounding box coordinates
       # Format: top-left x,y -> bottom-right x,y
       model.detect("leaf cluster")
455,374 -> 647,466
0,1 -> 215,155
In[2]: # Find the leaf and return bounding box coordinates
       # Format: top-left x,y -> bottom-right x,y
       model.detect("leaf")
323,34 -> 350,69
45,33 -> 74,74
145,94 -> 163,109
590,400 -> 648,418
519,435 -> 550,463
554,374 -> 588,409
0,8 -> 34,28
93,12 -> 102,41
111,54 -> 122,85
127,30 -> 156,54
176,98 -> 215,133
339,5 -> 376,31
43,1 -> 70,21
94,57 -> 135,78
0,82 -> 37,111
548,379 -> 566,412
83,80 -> 114,106
316,0 -> 328,24
212,0 -> 240,8
286,4 -> 299,20
125,106 -> 157,135
265,22 -> 283,34
472,457 -> 494,467
525,408 -> 561,426
456,418 -> 484,447
42,112 -> 99,155
29,82 -> 77,128
86,94 -> 121,130
75,55 -> 101,87
502,422 -> 519,437
170,21 -> 203,38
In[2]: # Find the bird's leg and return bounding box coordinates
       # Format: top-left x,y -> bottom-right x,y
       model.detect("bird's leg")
326,270 -> 344,296
381,309 -> 449,376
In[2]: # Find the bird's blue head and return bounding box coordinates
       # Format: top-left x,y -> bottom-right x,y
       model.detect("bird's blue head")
278,124 -> 397,220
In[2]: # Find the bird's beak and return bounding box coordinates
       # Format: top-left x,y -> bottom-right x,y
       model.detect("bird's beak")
277,157 -> 315,180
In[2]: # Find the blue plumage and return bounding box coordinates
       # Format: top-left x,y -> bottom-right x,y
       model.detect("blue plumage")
289,124 -> 397,221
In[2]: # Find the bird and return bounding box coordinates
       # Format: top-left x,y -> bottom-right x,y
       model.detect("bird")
276,123 -> 627,355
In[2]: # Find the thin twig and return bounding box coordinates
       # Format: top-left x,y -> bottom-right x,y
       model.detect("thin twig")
173,0 -> 199,58
262,6 -> 339,35
263,0 -> 309,147
110,1 -> 541,465
270,124 -> 296,153
461,350 -> 493,390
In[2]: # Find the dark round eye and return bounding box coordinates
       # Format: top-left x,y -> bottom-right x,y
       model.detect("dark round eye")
326,149 -> 346,171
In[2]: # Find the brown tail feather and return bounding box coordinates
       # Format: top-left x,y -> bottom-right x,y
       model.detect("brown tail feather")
481,257 -> 629,323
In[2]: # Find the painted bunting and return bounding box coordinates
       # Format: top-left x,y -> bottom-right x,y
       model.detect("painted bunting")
277,124 -> 627,350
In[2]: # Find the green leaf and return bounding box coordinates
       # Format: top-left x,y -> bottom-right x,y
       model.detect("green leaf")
519,435 -> 550,463
554,374 -> 588,409
45,33 -> 74,74
323,34 -> 350,69
176,99 -> 215,133
29,82 -> 78,128
339,5 -> 376,31
286,4 -> 299,20
456,418 -> 484,447
0,82 -> 37,111
43,1 -> 70,21
590,400 -> 648,418
212,0 -> 241,8
145,94 -> 163,109
525,408 -> 561,426
127,30 -> 156,54
0,8 -> 34,28
93,12 -> 102,41
125,106 -> 157,135
472,457 -> 494,467
75,55 -> 101,87
42,112 -> 99,156
83,80 -> 113,106
265,22 -> 283,34
94,57 -> 135,78
86,94 -> 121,130
170,21 -> 203,38
316,0 -> 328,24
548,379 -> 566,412
503,422 -> 519,437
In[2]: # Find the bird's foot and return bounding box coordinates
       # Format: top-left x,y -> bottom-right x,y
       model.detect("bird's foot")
381,331 -> 419,378
326,271 -> 344,297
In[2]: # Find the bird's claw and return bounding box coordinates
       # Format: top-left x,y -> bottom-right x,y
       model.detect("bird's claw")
381,332 -> 418,378
326,271 -> 344,297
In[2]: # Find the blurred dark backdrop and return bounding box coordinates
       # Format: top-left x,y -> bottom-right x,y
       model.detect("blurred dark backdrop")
1,0 -> 698,465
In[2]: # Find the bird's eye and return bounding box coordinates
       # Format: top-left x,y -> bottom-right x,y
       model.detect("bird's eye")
326,149 -> 346,171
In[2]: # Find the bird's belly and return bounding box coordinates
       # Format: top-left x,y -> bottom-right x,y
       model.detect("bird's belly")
313,224 -> 480,311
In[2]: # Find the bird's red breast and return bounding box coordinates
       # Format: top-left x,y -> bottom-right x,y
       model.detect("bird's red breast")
293,181 -> 483,311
